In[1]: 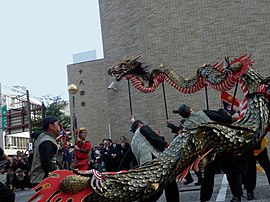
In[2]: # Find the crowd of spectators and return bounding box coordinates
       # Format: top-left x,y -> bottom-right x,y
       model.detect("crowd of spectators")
55,133 -> 133,173
0,150 -> 31,191
0,134 -> 132,192
88,136 -> 131,172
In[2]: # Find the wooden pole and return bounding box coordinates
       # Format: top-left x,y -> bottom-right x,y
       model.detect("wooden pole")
162,82 -> 169,120
205,85 -> 209,110
127,80 -> 133,115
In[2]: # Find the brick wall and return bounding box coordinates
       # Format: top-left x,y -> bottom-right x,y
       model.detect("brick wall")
67,0 -> 270,146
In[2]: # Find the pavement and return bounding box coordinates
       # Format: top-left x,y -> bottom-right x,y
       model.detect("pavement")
15,171 -> 270,202
156,171 -> 270,202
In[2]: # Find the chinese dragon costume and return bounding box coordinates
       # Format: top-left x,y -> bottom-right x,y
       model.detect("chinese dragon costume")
29,54 -> 270,202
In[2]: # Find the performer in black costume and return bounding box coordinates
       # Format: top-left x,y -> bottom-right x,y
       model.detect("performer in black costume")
173,104 -> 245,202
244,134 -> 270,200
120,116 -> 180,202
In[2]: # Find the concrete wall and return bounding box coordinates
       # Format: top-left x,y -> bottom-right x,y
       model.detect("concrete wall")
67,0 -> 270,146
67,59 -> 110,144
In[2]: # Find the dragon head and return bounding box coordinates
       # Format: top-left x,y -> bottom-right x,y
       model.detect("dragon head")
108,55 -> 151,82
224,54 -> 254,75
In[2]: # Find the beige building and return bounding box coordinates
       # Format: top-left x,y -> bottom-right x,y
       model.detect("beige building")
67,1 -> 270,146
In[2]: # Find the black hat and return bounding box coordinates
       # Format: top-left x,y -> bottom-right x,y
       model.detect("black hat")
42,116 -> 58,131
173,104 -> 191,118
131,120 -> 143,133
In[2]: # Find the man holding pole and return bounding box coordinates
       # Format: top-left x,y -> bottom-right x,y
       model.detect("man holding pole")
120,115 -> 180,202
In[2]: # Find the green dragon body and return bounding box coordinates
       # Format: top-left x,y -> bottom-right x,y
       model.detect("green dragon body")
29,55 -> 270,202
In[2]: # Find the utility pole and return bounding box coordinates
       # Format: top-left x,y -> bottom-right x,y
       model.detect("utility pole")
26,90 -> 32,143
41,102 -> 46,119
0,83 -> 3,149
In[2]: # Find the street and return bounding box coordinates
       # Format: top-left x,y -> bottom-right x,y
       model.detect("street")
16,172 -> 270,202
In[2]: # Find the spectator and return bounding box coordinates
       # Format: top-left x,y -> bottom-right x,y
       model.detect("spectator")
0,166 -> 7,185
94,156 -> 106,172
19,154 -> 31,188
99,143 -> 104,150
119,136 -> 130,157
91,145 -> 101,160
102,139 -> 112,171
90,146 -> 101,169
10,158 -> 20,172
109,139 -> 122,171
0,146 -> 15,202
15,168 -> 27,190
16,150 -> 23,159
6,167 -> 16,191
62,141 -> 73,170
20,155 -> 30,171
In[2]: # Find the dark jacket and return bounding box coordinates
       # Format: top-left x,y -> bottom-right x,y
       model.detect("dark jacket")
203,108 -> 234,124
140,125 -> 166,152
167,123 -> 181,134
119,125 -> 166,170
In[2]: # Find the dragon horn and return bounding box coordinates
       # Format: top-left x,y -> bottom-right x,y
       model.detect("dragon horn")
111,61 -> 117,68
121,55 -> 127,63
247,53 -> 253,60
133,54 -> 140,61
230,54 -> 248,64
160,63 -> 164,68
237,54 -> 248,61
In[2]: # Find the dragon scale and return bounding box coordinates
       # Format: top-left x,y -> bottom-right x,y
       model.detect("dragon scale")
29,55 -> 270,202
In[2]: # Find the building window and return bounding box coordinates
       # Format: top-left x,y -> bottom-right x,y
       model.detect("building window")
81,102 -> 85,107
80,91 -> 85,96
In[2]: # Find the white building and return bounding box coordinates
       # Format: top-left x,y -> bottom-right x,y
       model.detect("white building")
72,50 -> 97,64
0,83 -> 43,155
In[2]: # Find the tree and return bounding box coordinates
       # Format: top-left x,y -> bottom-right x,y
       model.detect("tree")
43,95 -> 71,131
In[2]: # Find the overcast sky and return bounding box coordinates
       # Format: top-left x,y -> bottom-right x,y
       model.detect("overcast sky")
0,0 -> 103,101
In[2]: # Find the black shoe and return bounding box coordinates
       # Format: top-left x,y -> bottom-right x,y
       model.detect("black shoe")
230,196 -> 241,202
183,179 -> 194,185
247,192 -> 254,200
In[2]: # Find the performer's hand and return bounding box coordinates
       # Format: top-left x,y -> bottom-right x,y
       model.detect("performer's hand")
130,115 -> 135,123
74,145 -> 79,150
